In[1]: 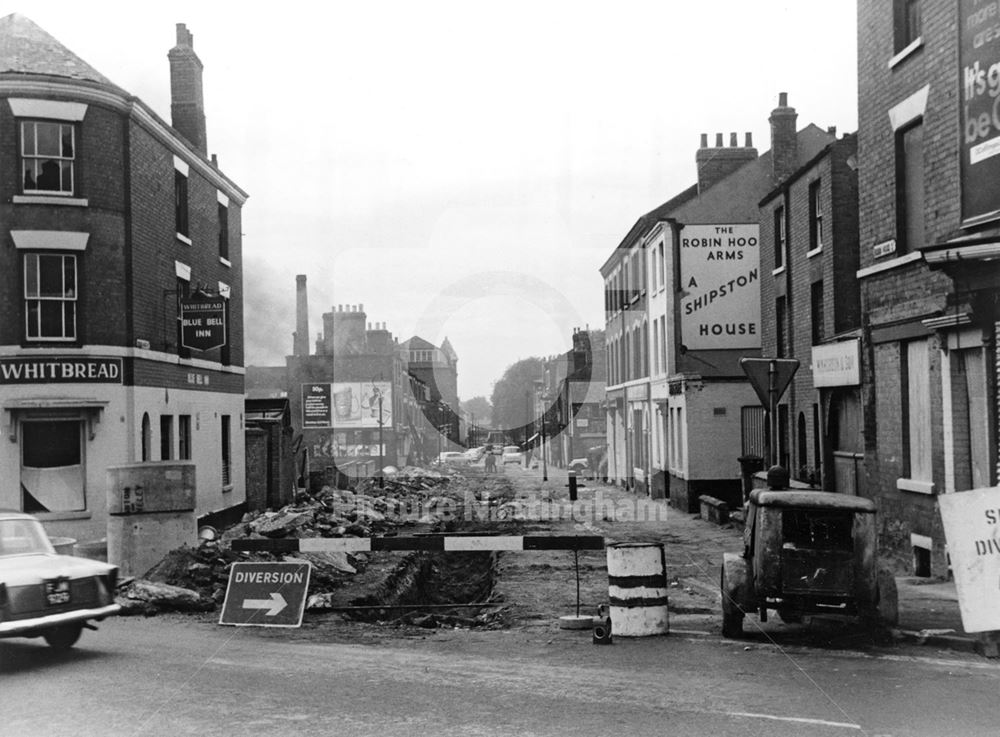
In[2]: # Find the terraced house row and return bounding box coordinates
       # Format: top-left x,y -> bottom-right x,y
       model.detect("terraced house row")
601,0 -> 1000,576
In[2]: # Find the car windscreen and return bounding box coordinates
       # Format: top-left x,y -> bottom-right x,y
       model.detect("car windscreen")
0,518 -> 53,556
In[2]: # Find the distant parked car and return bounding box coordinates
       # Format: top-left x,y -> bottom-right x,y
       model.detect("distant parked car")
0,511 -> 120,649
436,451 -> 468,465
502,446 -> 522,465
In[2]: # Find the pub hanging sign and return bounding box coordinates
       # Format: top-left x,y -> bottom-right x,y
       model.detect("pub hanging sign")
180,294 -> 227,352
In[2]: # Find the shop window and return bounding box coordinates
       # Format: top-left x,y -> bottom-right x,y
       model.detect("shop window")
24,252 -> 77,341
21,120 -> 76,195
20,420 -> 84,513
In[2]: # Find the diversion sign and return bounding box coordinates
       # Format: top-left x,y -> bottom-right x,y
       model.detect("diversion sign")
938,487 -> 1000,633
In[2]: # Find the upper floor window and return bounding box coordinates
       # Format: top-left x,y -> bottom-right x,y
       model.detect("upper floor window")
808,179 -> 823,251
894,0 -> 922,53
776,295 -> 788,357
218,192 -> 230,260
24,252 -> 77,341
774,206 -> 786,270
21,121 -> 75,195
175,169 -> 189,238
811,280 -> 825,345
896,121 -> 925,252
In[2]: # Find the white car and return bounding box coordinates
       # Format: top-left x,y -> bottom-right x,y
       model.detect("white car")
436,451 -> 468,465
0,511 -> 120,649
502,446 -> 522,465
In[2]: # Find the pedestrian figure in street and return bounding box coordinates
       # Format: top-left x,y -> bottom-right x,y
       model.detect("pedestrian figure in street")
484,451 -> 496,473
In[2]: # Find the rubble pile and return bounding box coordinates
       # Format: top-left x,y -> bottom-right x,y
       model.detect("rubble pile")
117,466 -> 518,623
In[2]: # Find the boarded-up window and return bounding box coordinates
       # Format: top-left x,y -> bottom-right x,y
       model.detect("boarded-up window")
905,339 -> 932,481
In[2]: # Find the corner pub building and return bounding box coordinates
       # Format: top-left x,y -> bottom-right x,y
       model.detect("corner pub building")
0,16 -> 248,544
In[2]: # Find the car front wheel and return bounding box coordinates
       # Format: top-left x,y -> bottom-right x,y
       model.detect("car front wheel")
43,623 -> 83,650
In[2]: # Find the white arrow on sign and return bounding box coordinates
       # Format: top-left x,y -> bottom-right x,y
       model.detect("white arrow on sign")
242,592 -> 287,616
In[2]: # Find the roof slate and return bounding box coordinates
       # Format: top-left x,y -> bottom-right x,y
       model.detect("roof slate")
0,13 -> 119,88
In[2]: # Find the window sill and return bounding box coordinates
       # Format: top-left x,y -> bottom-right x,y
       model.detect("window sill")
889,37 -> 923,69
219,256 -> 231,268
35,510 -> 92,521
13,195 -> 88,207
176,233 -> 193,246
897,478 -> 935,495
857,251 -> 923,279
771,265 -> 786,276
222,485 -> 234,494
807,246 -> 823,259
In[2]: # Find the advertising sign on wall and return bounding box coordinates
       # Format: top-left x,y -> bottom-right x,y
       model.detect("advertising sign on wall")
812,339 -> 861,387
0,356 -> 122,384
679,224 -> 760,350
960,0 -> 1000,224
180,296 -> 227,352
301,382 -> 392,429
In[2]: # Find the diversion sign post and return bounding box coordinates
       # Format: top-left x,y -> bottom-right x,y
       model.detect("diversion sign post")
219,562 -> 312,627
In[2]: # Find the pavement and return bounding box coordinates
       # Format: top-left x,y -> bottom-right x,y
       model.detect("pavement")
500,462 -> 993,658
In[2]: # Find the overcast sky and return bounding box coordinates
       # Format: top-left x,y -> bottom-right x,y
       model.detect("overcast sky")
16,1 -> 858,400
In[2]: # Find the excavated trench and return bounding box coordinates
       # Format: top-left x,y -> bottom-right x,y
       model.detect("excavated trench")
344,480 -> 519,628
346,549 -> 501,627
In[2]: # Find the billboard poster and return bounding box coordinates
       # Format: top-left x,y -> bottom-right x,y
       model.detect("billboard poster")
304,382 -> 392,428
302,384 -> 332,428
679,224 -> 760,350
960,0 -> 1000,225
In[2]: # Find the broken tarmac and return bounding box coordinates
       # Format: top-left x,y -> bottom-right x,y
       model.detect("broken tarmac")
129,460 -> 988,657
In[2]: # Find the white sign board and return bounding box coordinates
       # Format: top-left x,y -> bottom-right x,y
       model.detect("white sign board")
938,486 -> 1000,633
812,339 -> 861,387
679,224 -> 760,350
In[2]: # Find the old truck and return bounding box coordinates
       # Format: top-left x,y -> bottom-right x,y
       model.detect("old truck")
721,489 -> 898,638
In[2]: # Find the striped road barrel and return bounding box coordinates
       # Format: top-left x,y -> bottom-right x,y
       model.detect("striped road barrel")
606,542 -> 669,636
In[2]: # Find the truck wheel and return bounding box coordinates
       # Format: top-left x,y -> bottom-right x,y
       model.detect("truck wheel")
44,623 -> 83,650
721,565 -> 744,639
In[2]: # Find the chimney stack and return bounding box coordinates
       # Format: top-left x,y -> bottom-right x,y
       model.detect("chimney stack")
168,23 -> 207,154
769,92 -> 798,183
696,129 -> 758,194
293,275 -> 309,357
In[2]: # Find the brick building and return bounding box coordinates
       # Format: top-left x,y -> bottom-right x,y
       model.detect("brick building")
758,114 -> 861,491
0,16 -> 248,543
857,0 -> 1000,575
602,100 -> 835,511
246,276 -> 445,484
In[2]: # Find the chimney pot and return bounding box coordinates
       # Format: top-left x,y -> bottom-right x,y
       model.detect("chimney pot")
745,132 -> 753,147
827,125 -> 837,136
779,91 -> 788,107
367,322 -> 372,330
730,132 -> 737,147
169,23 -> 207,154
715,133 -> 724,146
359,303 -> 364,312
700,133 -> 708,148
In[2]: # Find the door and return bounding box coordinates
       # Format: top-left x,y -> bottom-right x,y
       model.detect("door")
828,389 -> 863,495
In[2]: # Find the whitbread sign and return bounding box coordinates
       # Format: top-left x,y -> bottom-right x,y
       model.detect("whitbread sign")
938,486 -> 1000,633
